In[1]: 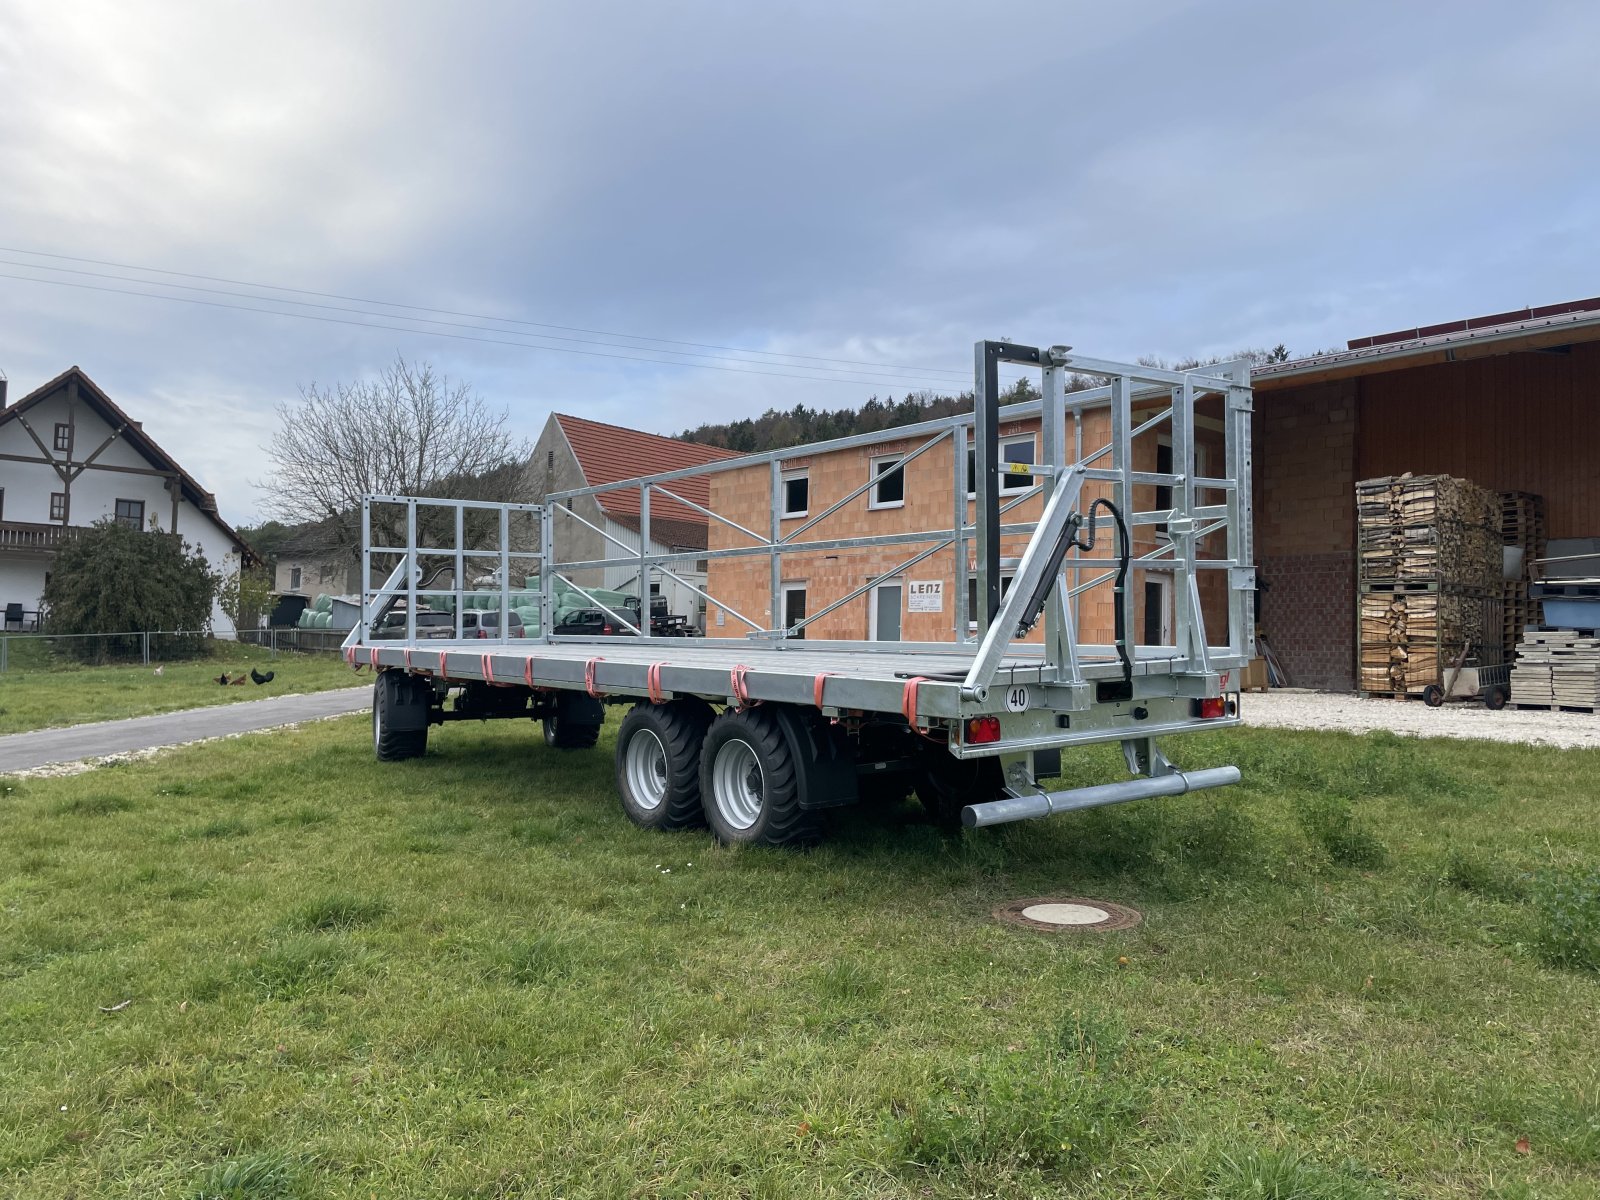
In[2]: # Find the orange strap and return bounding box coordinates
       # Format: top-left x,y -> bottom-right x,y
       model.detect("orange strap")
813,671 -> 837,710
731,664 -> 756,708
343,646 -> 355,666
481,653 -> 494,683
901,676 -> 930,731
647,662 -> 669,704
524,657 -> 536,689
585,657 -> 605,698
403,648 -> 413,671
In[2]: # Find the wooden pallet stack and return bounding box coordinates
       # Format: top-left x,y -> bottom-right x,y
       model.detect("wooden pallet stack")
1511,630 -> 1600,711
1357,473 -> 1502,696
1498,491 -> 1546,660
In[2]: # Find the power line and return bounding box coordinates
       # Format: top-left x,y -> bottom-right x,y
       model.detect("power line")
0,270 -> 974,391
0,245 -> 972,381
0,258 -> 961,388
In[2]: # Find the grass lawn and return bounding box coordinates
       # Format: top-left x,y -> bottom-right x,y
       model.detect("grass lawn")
0,646 -> 364,736
3,714 -> 1599,1198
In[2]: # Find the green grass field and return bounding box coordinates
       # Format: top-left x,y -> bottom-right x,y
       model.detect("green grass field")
3,714 -> 1599,1198
0,647 -> 363,736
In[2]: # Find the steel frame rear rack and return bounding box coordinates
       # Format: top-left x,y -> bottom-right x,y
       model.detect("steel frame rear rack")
343,342 -> 1254,845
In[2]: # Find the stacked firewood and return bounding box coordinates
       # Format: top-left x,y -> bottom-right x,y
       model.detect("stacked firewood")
1357,475 -> 1500,581
1358,589 -> 1485,693
1356,473 -> 1501,695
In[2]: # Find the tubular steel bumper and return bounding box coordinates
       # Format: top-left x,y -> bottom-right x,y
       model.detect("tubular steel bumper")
961,765 -> 1242,828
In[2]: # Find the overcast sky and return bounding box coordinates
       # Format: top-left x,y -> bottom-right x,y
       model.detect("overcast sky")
2,0 -> 1595,525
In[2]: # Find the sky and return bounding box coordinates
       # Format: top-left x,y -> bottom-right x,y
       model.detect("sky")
2,0 -> 1596,526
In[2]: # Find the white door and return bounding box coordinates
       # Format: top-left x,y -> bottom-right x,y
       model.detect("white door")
871,582 -> 903,641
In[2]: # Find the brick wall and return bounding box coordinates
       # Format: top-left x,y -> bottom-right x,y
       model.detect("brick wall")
1253,379 -> 1357,690
703,406 -> 1231,652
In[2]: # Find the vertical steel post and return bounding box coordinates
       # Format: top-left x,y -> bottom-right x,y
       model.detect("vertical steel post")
1040,359 -> 1068,676
405,499 -> 417,642
768,458 -> 783,639
1225,360 -> 1255,660
1111,373 -> 1136,660
539,504 -> 554,642
361,497 -> 372,646
1,637 -> 7,674
142,630 -> 150,666
455,503 -> 466,640
1172,381 -> 1193,658
953,422 -> 969,642
498,505 -> 511,643
640,483 -> 651,634
974,342 -> 1001,627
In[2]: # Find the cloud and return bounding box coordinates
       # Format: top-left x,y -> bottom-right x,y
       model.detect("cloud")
0,0 -> 1595,523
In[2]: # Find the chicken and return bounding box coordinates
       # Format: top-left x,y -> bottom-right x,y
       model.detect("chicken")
153,665 -> 164,677
229,673 -> 247,686
250,668 -> 275,685
215,672 -> 231,686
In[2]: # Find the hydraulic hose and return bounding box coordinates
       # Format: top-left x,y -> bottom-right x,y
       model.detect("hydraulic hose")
1068,498 -> 1133,688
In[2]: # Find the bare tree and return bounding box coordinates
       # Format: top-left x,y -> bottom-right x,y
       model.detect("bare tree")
263,356 -> 531,558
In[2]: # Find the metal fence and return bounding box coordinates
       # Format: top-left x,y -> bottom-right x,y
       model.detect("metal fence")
0,627 -> 344,672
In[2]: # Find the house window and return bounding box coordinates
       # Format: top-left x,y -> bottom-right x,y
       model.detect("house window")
869,456 -> 905,509
547,450 -> 554,469
49,492 -> 67,522
1155,439 -> 1174,533
967,571 -> 1016,628
966,435 -> 1038,497
290,566 -> 303,591
781,471 -> 809,518
780,583 -> 807,640
54,423 -> 71,452
0,488 -> 5,520
114,499 -> 145,529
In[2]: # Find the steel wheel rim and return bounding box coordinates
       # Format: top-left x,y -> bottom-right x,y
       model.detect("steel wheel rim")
543,716 -> 557,745
712,738 -> 763,830
625,728 -> 669,811
373,701 -> 382,750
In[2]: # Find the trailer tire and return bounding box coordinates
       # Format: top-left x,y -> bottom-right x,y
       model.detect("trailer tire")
915,751 -> 1004,829
615,700 -> 713,831
1485,684 -> 1509,710
700,708 -> 817,847
543,691 -> 603,749
1422,684 -> 1445,708
373,672 -> 428,762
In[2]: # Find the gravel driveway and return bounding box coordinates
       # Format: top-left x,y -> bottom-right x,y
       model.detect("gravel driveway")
1242,689 -> 1600,749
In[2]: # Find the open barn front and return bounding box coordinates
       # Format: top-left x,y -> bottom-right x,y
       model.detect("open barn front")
1251,301 -> 1600,692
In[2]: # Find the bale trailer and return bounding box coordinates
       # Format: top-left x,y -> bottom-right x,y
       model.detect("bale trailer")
342,343 -> 1255,845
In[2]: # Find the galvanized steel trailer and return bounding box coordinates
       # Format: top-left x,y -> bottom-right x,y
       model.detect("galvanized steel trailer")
343,343 -> 1255,845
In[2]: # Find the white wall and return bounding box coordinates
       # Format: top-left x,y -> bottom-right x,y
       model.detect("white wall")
598,518 -> 705,621
0,387 -> 243,635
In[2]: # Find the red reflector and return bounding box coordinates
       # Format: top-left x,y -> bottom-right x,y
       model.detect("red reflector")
965,716 -> 1002,744
1198,697 -> 1226,719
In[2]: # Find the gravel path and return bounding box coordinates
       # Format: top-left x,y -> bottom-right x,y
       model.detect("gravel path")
1242,689 -> 1600,749
0,687 -> 372,774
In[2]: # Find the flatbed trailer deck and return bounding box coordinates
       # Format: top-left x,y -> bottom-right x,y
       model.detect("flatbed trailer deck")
345,342 -> 1255,845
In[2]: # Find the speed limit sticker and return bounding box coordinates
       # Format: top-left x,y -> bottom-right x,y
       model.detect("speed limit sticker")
1005,685 -> 1030,713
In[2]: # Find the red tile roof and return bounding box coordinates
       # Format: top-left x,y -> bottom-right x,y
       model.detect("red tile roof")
554,413 -> 738,530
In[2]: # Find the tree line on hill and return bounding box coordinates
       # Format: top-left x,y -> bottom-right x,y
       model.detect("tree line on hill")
678,346 -> 1292,453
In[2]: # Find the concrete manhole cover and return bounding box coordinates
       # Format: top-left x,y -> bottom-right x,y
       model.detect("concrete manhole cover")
994,897 -> 1142,932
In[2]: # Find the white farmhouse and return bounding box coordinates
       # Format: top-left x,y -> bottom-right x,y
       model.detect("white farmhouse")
0,367 -> 255,635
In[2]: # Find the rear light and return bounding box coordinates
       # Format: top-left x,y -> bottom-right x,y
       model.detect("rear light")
1196,697 -> 1226,719
965,716 -> 1002,744
602,623 -> 614,635
475,628 -> 488,639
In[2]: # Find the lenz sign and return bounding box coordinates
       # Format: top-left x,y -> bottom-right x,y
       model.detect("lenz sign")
907,580 -> 943,612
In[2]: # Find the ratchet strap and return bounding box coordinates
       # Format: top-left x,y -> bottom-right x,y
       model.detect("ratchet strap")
524,657 -> 537,689
812,671 -> 837,710
647,662 -> 669,704
901,676 -> 931,732
585,657 -> 605,698
731,664 -> 757,709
